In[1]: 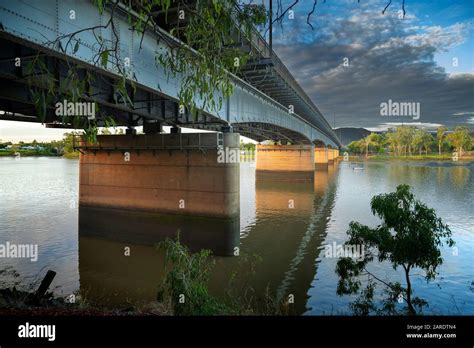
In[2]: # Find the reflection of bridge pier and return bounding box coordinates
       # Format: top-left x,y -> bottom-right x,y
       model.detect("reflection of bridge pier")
209,163 -> 338,314
77,133 -> 240,255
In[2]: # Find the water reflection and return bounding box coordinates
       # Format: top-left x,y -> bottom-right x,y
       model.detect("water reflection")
79,236 -> 163,307
79,206 -> 240,256
450,165 -> 470,190
77,165 -> 339,314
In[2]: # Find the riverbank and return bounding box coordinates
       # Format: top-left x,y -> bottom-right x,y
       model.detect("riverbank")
0,288 -> 172,316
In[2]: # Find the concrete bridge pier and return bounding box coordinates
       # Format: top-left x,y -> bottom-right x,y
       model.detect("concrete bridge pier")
328,147 -> 338,163
255,144 -> 315,181
314,147 -> 328,169
78,133 -> 240,256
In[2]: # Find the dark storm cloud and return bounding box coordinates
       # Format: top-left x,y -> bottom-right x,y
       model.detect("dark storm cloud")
272,9 -> 474,130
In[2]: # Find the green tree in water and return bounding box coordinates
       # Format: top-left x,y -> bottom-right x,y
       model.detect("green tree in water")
336,185 -> 454,315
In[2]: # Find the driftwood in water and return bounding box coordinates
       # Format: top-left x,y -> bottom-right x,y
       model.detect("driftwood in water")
35,270 -> 56,299
21,270 -> 57,305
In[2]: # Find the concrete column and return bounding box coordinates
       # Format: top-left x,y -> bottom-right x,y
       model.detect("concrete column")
78,133 -> 240,255
256,145 -> 314,171
314,147 -> 328,168
328,148 -> 335,163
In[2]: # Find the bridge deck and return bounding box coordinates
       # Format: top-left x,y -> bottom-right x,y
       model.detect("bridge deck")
0,0 -> 341,148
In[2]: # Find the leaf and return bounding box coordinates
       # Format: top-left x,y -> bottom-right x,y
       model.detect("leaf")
97,0 -> 104,15
100,50 -> 109,68
73,40 -> 80,54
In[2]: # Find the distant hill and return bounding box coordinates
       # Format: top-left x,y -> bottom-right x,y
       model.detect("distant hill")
334,127 -> 371,145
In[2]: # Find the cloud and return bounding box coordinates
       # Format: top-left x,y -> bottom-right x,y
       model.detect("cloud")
272,6 -> 474,130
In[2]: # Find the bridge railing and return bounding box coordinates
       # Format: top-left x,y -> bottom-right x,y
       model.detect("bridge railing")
232,7 -> 339,145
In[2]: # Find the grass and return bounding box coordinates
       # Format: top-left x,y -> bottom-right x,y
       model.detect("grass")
0,150 -> 58,157
62,151 -> 80,159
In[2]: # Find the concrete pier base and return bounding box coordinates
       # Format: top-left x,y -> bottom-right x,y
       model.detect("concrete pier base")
314,147 -> 328,169
328,148 -> 336,163
78,133 -> 240,255
256,144 -> 314,181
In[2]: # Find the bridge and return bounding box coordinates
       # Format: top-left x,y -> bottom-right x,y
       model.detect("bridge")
0,0 -> 342,254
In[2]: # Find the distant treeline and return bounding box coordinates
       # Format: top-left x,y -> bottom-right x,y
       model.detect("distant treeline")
0,132 -> 79,158
346,126 -> 472,158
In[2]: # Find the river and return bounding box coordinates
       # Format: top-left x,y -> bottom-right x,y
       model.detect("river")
0,157 -> 473,315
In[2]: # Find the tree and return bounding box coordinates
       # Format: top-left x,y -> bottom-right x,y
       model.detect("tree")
62,132 -> 80,155
347,139 -> 365,155
421,132 -> 434,155
447,126 -> 471,158
394,126 -> 408,156
411,129 -> 424,155
336,185 -> 454,315
397,126 -> 415,156
385,129 -> 399,156
436,126 -> 447,155
240,142 -> 255,151
362,133 -> 380,158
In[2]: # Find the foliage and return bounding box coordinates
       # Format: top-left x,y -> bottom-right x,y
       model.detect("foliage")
26,54 -> 101,142
361,133 -> 381,158
156,236 -> 289,315
348,126 -> 472,158
154,0 -> 266,118
421,132 -> 434,155
156,236 -> 230,315
336,185 -> 455,315
436,126 -> 448,155
240,142 -> 256,151
447,126 -> 471,157
347,139 -> 365,154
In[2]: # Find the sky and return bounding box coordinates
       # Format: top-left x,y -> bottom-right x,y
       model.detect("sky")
1,0 -> 473,142
271,0 -> 474,131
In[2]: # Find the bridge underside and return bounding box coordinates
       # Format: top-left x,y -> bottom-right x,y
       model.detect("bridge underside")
0,34 -> 325,146
233,122 -> 311,145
